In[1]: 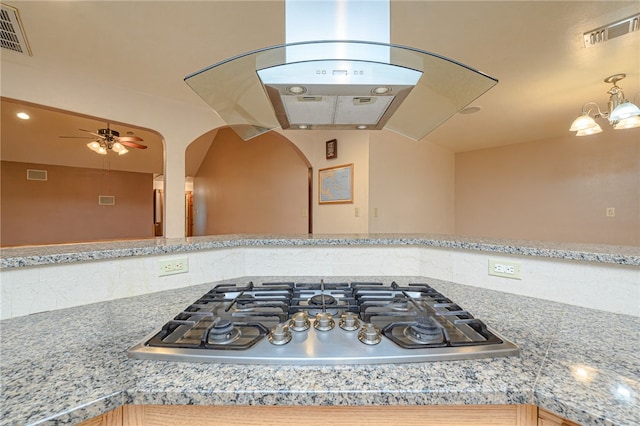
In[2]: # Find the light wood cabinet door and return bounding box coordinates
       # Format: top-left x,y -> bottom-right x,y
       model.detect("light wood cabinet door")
538,407 -> 581,426
78,404 -> 580,426
81,404 -> 536,426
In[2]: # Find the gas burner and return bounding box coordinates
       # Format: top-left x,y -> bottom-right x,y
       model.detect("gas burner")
304,292 -> 343,316
208,318 -> 240,344
129,280 -> 519,364
234,295 -> 257,310
389,295 -> 410,311
403,317 -> 444,344
310,294 -> 337,306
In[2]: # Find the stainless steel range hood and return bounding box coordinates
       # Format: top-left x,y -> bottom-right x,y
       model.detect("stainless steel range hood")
257,58 -> 422,131
185,40 -> 497,141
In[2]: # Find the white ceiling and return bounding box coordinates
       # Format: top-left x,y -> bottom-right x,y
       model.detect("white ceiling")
1,1 -> 639,172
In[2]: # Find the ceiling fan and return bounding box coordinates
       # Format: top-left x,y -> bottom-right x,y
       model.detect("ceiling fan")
60,124 -> 147,155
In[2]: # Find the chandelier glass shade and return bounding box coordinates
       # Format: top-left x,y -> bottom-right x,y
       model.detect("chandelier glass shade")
569,111 -> 602,133
609,101 -> 640,121
614,115 -> 640,130
86,140 -> 128,155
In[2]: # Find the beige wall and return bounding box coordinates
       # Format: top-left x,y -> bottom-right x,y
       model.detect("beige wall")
369,130 -> 456,234
455,131 -> 640,245
281,129 -> 371,234
1,161 -> 154,246
192,128 -> 310,235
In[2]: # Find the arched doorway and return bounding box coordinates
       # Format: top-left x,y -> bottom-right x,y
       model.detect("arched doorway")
186,127 -> 312,236
0,98 -> 164,246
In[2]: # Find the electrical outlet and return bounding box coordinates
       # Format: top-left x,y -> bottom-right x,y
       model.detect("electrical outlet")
488,259 -> 522,279
158,257 -> 189,276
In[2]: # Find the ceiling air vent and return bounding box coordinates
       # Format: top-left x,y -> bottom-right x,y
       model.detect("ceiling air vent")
584,14 -> 640,48
0,4 -> 32,56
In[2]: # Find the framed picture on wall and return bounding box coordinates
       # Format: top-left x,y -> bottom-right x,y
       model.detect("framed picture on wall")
318,163 -> 353,204
325,139 -> 337,159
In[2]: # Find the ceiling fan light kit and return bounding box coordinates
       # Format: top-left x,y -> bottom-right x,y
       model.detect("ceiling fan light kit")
570,73 -> 640,136
87,141 -> 107,155
61,124 -> 146,155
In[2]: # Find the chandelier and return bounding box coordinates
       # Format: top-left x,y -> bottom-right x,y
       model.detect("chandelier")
569,73 -> 640,136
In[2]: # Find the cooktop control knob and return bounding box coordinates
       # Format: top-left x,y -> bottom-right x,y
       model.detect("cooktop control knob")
313,312 -> 335,331
289,311 -> 310,331
339,312 -> 361,331
268,322 -> 292,345
358,323 -> 382,345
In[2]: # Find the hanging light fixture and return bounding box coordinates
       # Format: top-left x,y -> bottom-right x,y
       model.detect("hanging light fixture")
63,124 -> 146,155
86,140 -> 130,155
569,73 -> 640,136
86,135 -> 130,156
87,141 -> 107,155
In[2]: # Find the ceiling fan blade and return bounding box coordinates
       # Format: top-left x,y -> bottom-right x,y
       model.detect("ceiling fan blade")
120,140 -> 147,149
78,128 -> 104,138
116,135 -> 144,142
59,135 -> 94,139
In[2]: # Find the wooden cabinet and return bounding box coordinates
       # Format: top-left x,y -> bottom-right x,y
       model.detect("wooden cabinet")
77,406 -> 123,426
538,407 -> 581,426
78,404 -> 582,426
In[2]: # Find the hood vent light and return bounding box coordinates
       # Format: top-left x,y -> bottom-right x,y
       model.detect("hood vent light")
185,41 -> 497,141
287,86 -> 307,95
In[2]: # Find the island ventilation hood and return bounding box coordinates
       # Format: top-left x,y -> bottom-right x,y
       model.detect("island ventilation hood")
185,1 -> 497,141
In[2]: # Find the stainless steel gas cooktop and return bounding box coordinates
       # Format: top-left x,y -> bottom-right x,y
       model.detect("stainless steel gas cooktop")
128,280 -> 519,364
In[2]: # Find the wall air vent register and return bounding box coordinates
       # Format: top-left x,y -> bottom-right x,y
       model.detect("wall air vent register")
26,169 -> 47,181
98,195 -> 116,206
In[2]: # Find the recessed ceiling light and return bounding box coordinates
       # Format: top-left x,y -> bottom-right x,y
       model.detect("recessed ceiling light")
298,124 -> 309,129
356,125 -> 368,130
16,112 -> 30,120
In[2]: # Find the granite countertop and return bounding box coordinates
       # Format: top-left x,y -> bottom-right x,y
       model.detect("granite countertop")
2,234 -> 639,268
1,276 -> 638,426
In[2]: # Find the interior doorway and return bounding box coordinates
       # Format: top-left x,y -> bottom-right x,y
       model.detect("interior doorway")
187,127 -> 312,236
185,191 -> 194,237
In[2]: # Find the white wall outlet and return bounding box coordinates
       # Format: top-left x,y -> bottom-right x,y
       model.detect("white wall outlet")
488,259 -> 522,279
158,257 -> 189,276
373,207 -> 379,218
355,207 -> 360,217
606,207 -> 615,217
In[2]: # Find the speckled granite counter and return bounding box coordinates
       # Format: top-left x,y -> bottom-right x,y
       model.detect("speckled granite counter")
1,276 -> 638,426
2,234 -> 639,268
